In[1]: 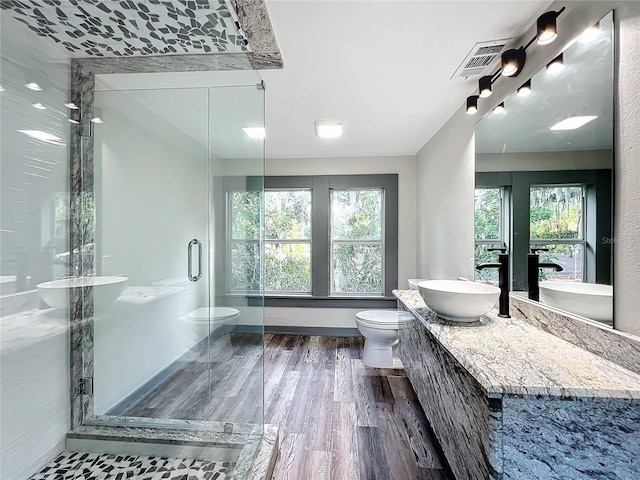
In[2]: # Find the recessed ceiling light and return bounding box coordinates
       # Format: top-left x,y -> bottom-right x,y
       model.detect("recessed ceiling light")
65,102 -> 79,109
25,82 -> 43,91
90,117 -> 103,124
315,122 -> 343,138
32,103 -> 46,110
550,115 -> 598,131
0,85 -> 5,92
68,119 -> 80,124
243,127 -> 266,139
17,129 -> 65,145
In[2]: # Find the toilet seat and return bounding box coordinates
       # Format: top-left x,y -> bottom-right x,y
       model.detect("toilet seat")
356,310 -> 413,329
186,307 -> 240,323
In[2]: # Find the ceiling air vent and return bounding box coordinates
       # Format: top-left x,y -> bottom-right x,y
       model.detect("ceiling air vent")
451,38 -> 516,79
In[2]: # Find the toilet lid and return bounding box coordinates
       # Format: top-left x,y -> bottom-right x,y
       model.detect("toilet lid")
356,310 -> 413,327
187,307 -> 240,322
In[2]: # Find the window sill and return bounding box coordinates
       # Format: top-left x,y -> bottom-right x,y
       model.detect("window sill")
222,294 -> 398,309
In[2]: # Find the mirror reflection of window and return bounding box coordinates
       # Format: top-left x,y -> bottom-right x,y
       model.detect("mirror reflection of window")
530,185 -> 585,282
474,188 -> 503,284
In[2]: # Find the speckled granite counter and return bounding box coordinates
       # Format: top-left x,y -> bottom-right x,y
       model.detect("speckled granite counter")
393,289 -> 640,480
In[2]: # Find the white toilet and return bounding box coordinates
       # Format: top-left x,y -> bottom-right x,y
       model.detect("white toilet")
355,310 -> 414,368
182,307 -> 240,360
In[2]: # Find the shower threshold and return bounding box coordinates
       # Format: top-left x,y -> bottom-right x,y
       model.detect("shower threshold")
65,422 -> 278,480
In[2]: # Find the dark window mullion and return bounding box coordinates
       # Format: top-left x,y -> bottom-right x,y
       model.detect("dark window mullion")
313,176 -> 330,297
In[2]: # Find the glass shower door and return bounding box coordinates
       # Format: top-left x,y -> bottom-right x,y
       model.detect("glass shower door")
91,87 -> 216,423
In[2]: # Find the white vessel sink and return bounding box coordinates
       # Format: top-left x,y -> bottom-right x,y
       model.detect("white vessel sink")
539,281 -> 613,323
418,279 -> 500,323
37,276 -> 128,310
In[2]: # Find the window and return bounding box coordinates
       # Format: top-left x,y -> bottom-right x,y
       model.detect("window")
530,185 -> 585,281
474,187 -> 504,283
330,189 -> 384,295
226,175 -> 398,304
264,190 -> 312,293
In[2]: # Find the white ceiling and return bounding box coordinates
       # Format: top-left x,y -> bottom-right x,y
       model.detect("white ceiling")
259,0 -> 552,158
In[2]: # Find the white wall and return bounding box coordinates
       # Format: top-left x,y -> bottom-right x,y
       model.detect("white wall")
416,1 -> 640,336
0,16 -> 71,480
476,149 -> 613,172
265,156 -> 417,328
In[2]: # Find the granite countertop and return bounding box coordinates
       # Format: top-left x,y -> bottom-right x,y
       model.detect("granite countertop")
393,289 -> 640,400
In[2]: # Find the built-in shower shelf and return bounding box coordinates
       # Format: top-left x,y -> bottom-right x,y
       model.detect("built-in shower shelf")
66,424 -> 279,480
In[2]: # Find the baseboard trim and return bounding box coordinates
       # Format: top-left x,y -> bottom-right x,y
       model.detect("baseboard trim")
264,326 -> 361,336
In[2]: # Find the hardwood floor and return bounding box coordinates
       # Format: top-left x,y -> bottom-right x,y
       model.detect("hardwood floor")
264,334 -> 451,480
114,333 -> 451,479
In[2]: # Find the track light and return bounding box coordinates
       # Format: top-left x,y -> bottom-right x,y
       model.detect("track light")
479,76 -> 493,98
501,47 -> 526,77
517,79 -> 532,97
546,53 -> 564,73
493,102 -> 505,113
466,95 -> 479,115
537,10 -> 561,45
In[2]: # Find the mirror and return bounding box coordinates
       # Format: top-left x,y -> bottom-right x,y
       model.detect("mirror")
474,12 -> 614,327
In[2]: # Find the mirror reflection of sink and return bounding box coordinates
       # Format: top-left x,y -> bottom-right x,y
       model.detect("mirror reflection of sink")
37,276 -> 129,310
539,281 -> 613,323
418,280 -> 500,323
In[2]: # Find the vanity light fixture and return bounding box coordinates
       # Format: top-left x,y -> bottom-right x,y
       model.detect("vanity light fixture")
462,7 -> 565,112
243,127 -> 266,139
32,103 -> 46,110
550,115 -> 598,131
493,102 -> 505,113
25,82 -> 43,91
546,53 -> 564,73
501,47 -> 526,77
517,79 -> 532,96
315,122 -> 343,138
479,75 -> 493,98
466,95 -> 479,115
537,10 -> 563,45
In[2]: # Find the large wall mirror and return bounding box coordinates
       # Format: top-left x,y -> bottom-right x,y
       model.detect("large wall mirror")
474,11 -> 614,327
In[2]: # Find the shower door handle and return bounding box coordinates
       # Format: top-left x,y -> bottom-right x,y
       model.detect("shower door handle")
188,239 -> 202,282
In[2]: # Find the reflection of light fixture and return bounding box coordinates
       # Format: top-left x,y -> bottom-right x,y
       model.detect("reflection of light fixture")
90,106 -> 103,124
25,82 -> 43,91
501,47 -> 526,77
68,119 -> 80,124
546,53 -> 564,73
479,76 -> 493,98
17,129 -> 65,145
0,85 -> 4,92
581,22 -> 600,41
466,95 -> 479,115
65,102 -> 79,109
243,127 -> 266,139
493,102 -> 505,113
537,10 -> 561,45
550,115 -> 598,131
32,103 -> 46,110
517,79 -> 532,97
315,122 -> 343,138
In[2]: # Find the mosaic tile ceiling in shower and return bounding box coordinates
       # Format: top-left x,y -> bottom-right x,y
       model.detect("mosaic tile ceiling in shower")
1,0 -> 249,57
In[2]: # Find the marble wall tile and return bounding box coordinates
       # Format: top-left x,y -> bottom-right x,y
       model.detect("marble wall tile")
511,294 -> 640,375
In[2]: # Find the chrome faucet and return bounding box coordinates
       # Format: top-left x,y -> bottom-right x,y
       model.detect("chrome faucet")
527,248 -> 563,301
475,247 -> 510,318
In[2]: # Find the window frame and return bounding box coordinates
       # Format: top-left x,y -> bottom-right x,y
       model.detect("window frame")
224,174 -> 398,308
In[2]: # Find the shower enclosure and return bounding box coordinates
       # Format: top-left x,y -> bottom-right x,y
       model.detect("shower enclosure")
69,71 -> 267,468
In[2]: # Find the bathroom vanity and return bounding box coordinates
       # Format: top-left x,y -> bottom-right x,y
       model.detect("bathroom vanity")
393,289 -> 640,480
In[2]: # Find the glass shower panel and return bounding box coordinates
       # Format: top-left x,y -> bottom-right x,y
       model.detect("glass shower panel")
91,87 -> 213,422
209,83 -> 265,429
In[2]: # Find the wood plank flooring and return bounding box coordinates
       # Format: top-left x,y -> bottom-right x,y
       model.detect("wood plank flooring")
115,333 -> 451,479
265,334 -> 451,480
